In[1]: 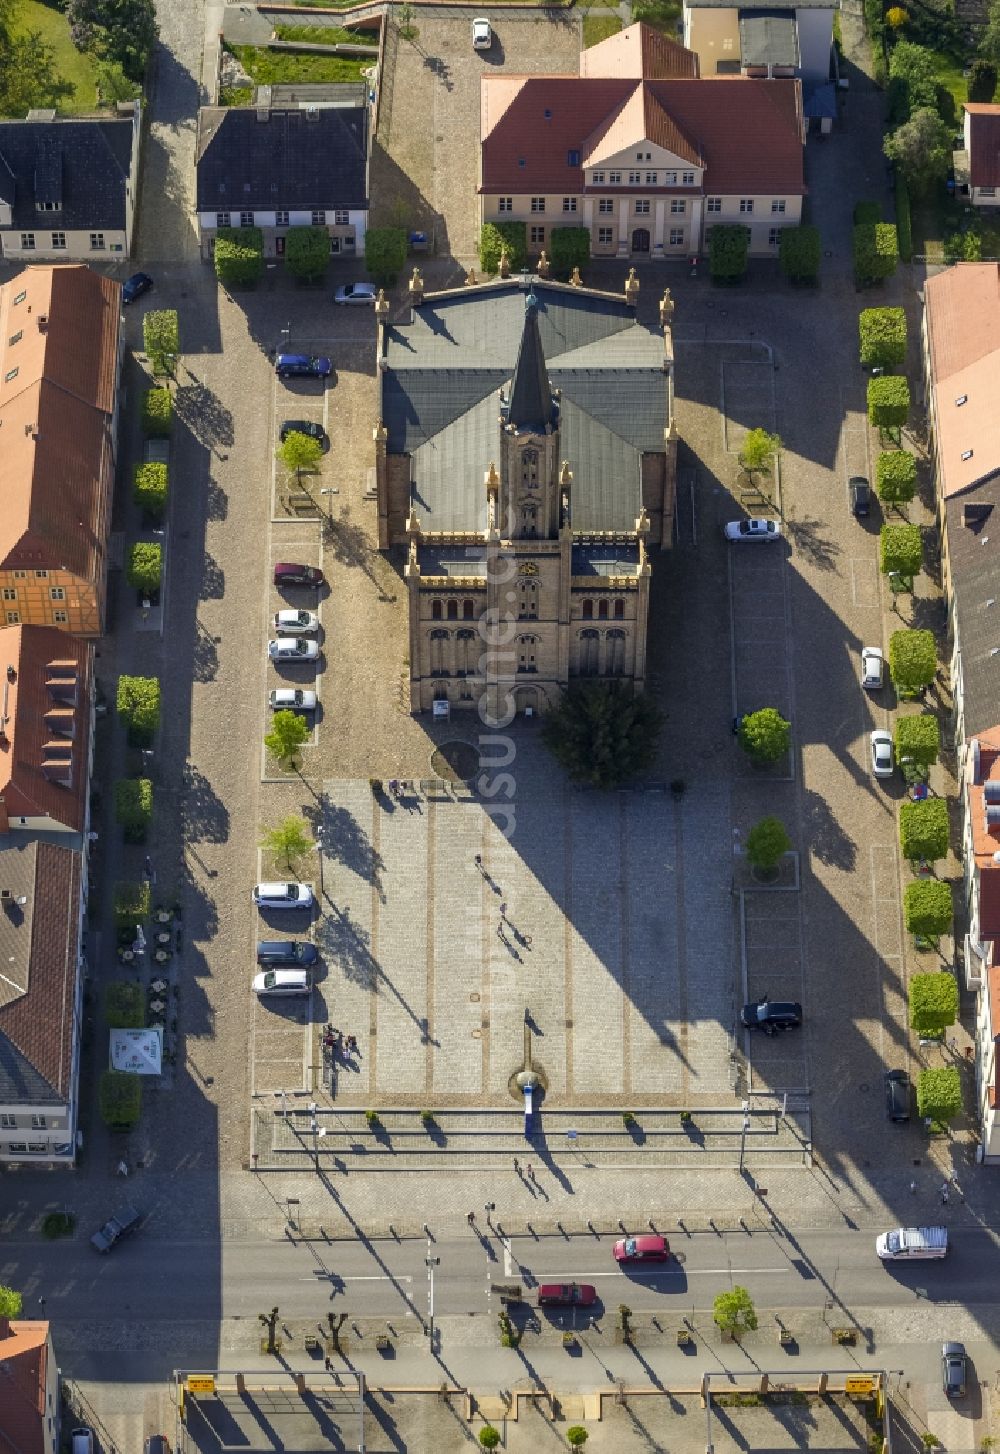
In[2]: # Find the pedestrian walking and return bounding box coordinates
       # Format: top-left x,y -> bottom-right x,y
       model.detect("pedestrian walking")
496,923 -> 507,942
513,1158 -> 520,1175
909,1180 -> 917,1195
474,854 -> 482,867
951,1174 -> 963,1197
940,1182 -> 950,1204
324,1356 -> 332,1371
526,1163 -> 534,1182
467,1211 -> 476,1225
500,901 -> 508,920
949,1035 -> 959,1054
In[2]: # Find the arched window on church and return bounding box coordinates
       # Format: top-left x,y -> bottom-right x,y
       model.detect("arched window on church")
598,599 -> 609,620
446,600 -> 459,621
463,600 -> 475,620
614,599 -> 624,620
579,628 -> 599,677
582,600 -> 593,621
432,600 -> 442,620
606,628 -> 626,677
430,628 -> 449,676
456,628 -> 476,677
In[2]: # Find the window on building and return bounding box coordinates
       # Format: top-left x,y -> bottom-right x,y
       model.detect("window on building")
36,200 -> 60,212
739,199 -> 753,214
722,35 -> 734,48
591,170 -> 605,184
4,367 -> 17,382
609,171 -> 621,184
12,569 -> 25,578
521,502 -> 538,536
2,588 -> 15,601
5,611 -> 19,624
530,196 -> 545,212
614,599 -> 624,619
90,233 -> 105,249
637,152 -> 651,161
49,587 -> 65,601
519,579 -> 538,619
567,149 -> 581,167
665,172 -> 677,185
8,1142 -> 28,1153
334,210 -> 349,225
670,199 -> 685,214
768,227 -> 781,247
216,212 -> 231,228
530,225 -> 545,244
432,600 -> 442,620
13,290 -> 26,305
311,210 -> 325,226
275,210 -> 290,226
598,599 -> 609,620
51,233 -> 66,249
463,600 -> 475,620
582,600 -> 593,620
771,199 -> 786,214
34,569 -> 48,578
645,172 -> 658,184
607,628 -> 626,676
562,197 -> 577,213
982,186 -> 997,197
579,628 -> 599,676
30,1114 -> 46,1130
0,1114 -> 14,1129
669,228 -> 684,245
455,628 -> 476,676
598,198 -> 614,214
20,234 -> 35,250
628,171 -> 641,185
682,172 -> 695,185
706,197 -> 722,212
429,628 -> 449,676
517,635 -> 538,673
237,211 -> 252,227
634,199 -> 650,215
53,610 -> 68,623
597,226 -> 614,246
498,196 -> 512,212
446,600 -> 459,621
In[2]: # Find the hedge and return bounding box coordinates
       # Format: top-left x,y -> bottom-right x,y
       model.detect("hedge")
916,1065 -> 962,1123
115,778 -> 153,841
899,796 -> 949,862
868,374 -> 909,429
880,521 -> 922,577
116,674 -> 160,745
895,172 -> 913,263
909,972 -> 958,1034
778,225 -> 821,282
214,226 -> 264,287
894,713 -> 940,766
479,221 -> 527,274
364,226 -> 407,284
99,1070 -> 142,1129
903,879 -> 953,936
854,222 -> 898,286
105,981 -> 145,1029
285,225 -> 330,281
126,542 -> 163,594
876,449 -> 917,504
889,628 -> 936,692
859,307 -> 906,369
708,224 -> 750,281
113,879 -> 150,929
141,387 -> 172,438
549,226 -> 591,278
133,461 -> 168,518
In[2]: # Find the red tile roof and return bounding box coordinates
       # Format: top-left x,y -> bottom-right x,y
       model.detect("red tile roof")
966,103 -> 1000,189
923,263 -> 1000,499
481,77 -> 805,197
0,625 -> 92,833
0,1322 -> 50,1454
970,729 -> 1000,942
581,22 -> 699,79
583,85 -> 703,169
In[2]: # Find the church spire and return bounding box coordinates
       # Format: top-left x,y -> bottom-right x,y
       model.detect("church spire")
507,292 -> 554,433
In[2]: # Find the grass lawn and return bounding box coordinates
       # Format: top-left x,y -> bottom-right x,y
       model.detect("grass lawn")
274,23 -> 371,45
226,42 -> 369,84
911,190 -> 1000,261
583,12 -> 622,46
630,0 -> 682,36
581,0 -> 622,10
11,0 -> 100,114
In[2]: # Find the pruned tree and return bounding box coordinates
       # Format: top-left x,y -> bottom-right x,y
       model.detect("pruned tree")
903,880 -> 953,938
859,307 -> 907,370
894,713 -> 940,767
868,375 -> 910,433
542,682 -> 662,788
876,450 -> 917,506
880,522 -> 922,579
278,431 -> 323,480
888,628 -> 936,693
264,710 -> 310,767
713,1286 -> 758,1338
738,707 -> 791,764
916,1065 -> 962,1124
143,310 -> 179,375
899,797 -> 949,863
285,225 -> 330,282
738,428 -> 782,479
260,815 -> 313,869
745,816 -> 791,872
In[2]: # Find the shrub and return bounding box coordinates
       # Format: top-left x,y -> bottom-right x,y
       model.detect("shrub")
910,971 -> 958,1033
364,226 -> 407,283
0,1286 -> 22,1318
115,778 -> 153,841
887,39 -> 938,120
41,1212 -> 75,1239
99,1070 -> 142,1129
567,1430 -> 590,1448
116,675 -> 160,744
899,797 -> 949,862
479,1430 -> 501,1450
105,981 -> 145,1029
916,1064 -> 962,1124
285,225 -> 330,282
479,221 -> 527,274
214,226 -> 264,287
854,222 -> 898,286
876,450 -> 917,505
708,224 -> 750,281
113,879 -> 150,929
945,226 -> 983,263
739,427 -> 781,477
549,226 -> 591,278
126,542 -> 163,594
894,713 -> 940,767
968,57 -> 997,102
542,681 -> 662,788
853,200 -> 882,225
745,816 -> 791,871
868,374 -> 909,430
133,461 -> 168,518
859,307 -> 907,369
895,171 -> 913,262
880,522 -> 922,578
264,710 -> 310,766
738,707 -> 791,764
143,309 -> 179,375
713,1286 -> 758,1336
889,628 -> 936,692
778,225 -> 821,282
903,880 -> 953,937
885,107 -> 953,197
141,387 -> 172,437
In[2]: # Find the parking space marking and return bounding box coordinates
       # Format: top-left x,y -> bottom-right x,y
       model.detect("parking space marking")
851,556 -> 880,610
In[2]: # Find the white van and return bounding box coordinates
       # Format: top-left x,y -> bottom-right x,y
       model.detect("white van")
876,1226 -> 948,1261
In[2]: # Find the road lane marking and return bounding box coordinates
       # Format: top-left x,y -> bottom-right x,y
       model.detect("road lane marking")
530,1268 -> 792,1280
301,1274 -> 413,1283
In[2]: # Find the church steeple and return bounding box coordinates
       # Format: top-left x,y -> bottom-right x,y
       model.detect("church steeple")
507,291 -> 554,433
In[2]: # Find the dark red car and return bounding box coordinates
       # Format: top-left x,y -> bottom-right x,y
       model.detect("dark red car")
537,1283 -> 597,1307
613,1234 -> 670,1264
274,562 -> 324,587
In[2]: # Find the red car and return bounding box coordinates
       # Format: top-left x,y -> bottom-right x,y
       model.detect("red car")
537,1283 -> 597,1307
613,1234 -> 670,1264
274,562 -> 324,588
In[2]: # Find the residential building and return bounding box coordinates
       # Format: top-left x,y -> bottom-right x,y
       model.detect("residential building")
375,272 -> 676,715
0,264 -> 122,637
195,96 -> 370,262
0,838 -> 85,1164
480,25 -> 805,260
682,0 -> 837,82
0,102 -> 142,263
958,103 -> 1000,209
0,1317 -> 60,1454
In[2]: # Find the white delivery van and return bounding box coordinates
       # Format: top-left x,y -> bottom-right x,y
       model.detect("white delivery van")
876,1226 -> 948,1261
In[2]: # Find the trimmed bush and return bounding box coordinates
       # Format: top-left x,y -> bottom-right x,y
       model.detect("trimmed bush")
916,1064 -> 962,1123
868,374 -> 909,430
214,226 -> 264,287
133,461 -> 168,518
479,1430 -> 501,1450
99,1070 -> 142,1129
116,674 -> 160,746
853,200 -> 882,225
746,816 -> 791,871
903,879 -> 953,937
880,522 -> 922,577
894,713 -> 940,766
876,450 -> 917,505
968,57 -> 997,102
364,226 -> 407,283
143,310 -> 179,375
126,542 -> 163,594
895,171 -> 913,262
479,221 -> 527,274
778,225 -> 821,282
854,222 -> 898,286
113,879 -> 150,929
889,628 -> 936,693
141,387 -> 172,437
899,797 -> 949,862
859,307 -> 907,369
115,778 -> 153,841
105,981 -> 145,1029
708,224 -> 750,281
285,225 -> 330,282
549,226 -> 591,278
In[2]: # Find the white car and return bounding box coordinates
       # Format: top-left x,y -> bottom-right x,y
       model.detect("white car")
870,729 -> 894,778
253,968 -> 312,997
472,15 -> 492,47
273,609 -> 319,636
269,688 -> 318,712
268,637 -> 320,662
724,518 -> 782,542
861,646 -> 884,690
252,882 -> 314,910
334,282 -> 378,305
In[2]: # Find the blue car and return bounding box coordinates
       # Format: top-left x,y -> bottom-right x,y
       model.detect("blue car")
122,272 -> 153,305
276,353 -> 332,379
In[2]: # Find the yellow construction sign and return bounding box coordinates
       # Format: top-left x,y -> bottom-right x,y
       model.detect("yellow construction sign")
845,1376 -> 876,1396
186,1376 -> 216,1395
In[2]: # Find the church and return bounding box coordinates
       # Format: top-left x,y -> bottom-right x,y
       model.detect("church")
371,268 -> 677,716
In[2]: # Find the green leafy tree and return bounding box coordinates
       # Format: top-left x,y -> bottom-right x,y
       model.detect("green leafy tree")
745,816 -> 791,872
738,707 -> 791,764
549,226 -> 591,278
115,778 -> 152,841
854,222 -> 898,286
713,1286 -> 758,1338
868,375 -> 909,431
566,1431 -> 589,1449
141,387 -> 172,437
968,57 -> 997,101
99,1069 -> 142,1129
859,307 -> 907,370
738,428 -> 782,479
708,224 -> 750,281
542,682 -> 663,789
478,1431 -> 501,1451
877,450 -> 917,505
778,225 -> 821,282
264,710 -> 310,766
479,221 -> 527,274
887,39 -> 938,120
0,1286 -> 23,1318
894,713 -> 940,767
880,522 -> 922,578
214,226 -> 264,287
105,981 -> 144,1029
364,226 -> 407,283
904,880 -> 953,937
285,225 -> 330,282
910,971 -> 958,1032
133,461 -> 168,519
143,310 -> 179,375
126,542 -> 162,594
899,797 -> 949,862
0,29 -> 74,114
94,58 -> 141,102
889,628 -> 936,692
67,0 -> 159,78
278,431 -> 323,479
981,0 -> 1000,64
116,675 -> 160,744
884,107 -> 953,196
916,1065 -> 962,1124
261,814 -> 313,869
945,226 -> 983,263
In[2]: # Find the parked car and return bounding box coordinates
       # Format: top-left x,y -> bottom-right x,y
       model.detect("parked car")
122,272 -> 153,305
537,1283 -> 597,1306
257,940 -> 319,966
268,637 -> 320,662
876,1225 -> 948,1260
334,282 -> 378,305
90,1204 -> 141,1252
724,518 -> 781,542
275,353 -> 332,379
870,728 -> 894,778
861,646 -> 884,690
942,1341 -> 967,1397
613,1234 -> 669,1264
253,968 -> 312,997
472,16 -> 492,47
274,562 -> 324,588
279,419 -> 328,447
850,475 -> 872,518
740,998 -> 802,1033
143,1437 -> 170,1454
252,882 -> 314,910
269,688 -> 318,712
72,1431 -> 95,1454
273,609 -> 319,636
884,1069 -> 911,1122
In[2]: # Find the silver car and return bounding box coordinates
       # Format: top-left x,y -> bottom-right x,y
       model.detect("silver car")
861,647 -> 884,690
724,518 -> 782,542
273,609 -> 319,636
253,968 -> 312,997
267,637 -> 320,662
870,729 -> 894,778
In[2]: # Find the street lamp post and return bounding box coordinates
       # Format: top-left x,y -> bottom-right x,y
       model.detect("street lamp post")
309,1101 -> 326,1170
738,1100 -> 751,1175
320,486 -> 339,524
425,1231 -> 440,1343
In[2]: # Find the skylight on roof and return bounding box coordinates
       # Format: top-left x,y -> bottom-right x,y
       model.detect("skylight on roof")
956,394 -> 968,405
963,449 -> 974,460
